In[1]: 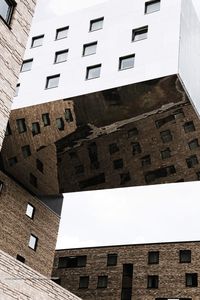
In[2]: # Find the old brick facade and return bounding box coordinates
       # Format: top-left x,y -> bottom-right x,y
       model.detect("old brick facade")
52,241 -> 200,300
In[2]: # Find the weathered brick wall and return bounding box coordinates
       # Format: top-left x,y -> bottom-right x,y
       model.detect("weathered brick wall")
0,171 -> 60,277
0,250 -> 82,300
0,0 -> 36,149
53,242 -> 200,300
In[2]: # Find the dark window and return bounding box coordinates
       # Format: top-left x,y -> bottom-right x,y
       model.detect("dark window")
36,159 -> 43,173
186,155 -> 199,168
174,108 -> 185,119
113,159 -> 123,169
0,0 -> 15,24
148,251 -> 159,264
184,121 -> 195,133
28,234 -> 38,251
58,256 -> 87,268
8,156 -> 17,166
79,276 -> 89,289
83,42 -> 97,56
0,180 -> 3,193
121,264 -> 133,300
21,59 -> 33,72
155,115 -> 175,128
160,130 -> 172,143
55,49 -> 68,63
145,165 -> 176,184
119,54 -> 135,70
180,250 -> 191,263
141,155 -> 151,167
52,278 -> 61,285
90,17 -> 104,32
147,275 -> 159,288
109,143 -> 119,154
14,83 -> 20,97
31,35 -> 44,48
132,142 -> 141,155
42,113 -> 50,126
161,148 -> 171,159
16,254 -> 25,263
56,117 -> 65,130
16,118 -> 26,133
188,139 -> 199,150
186,273 -> 198,287
29,173 -> 37,188
79,173 -> 105,189
32,122 -> 40,136
121,288 -> 132,300
88,142 -> 99,169
128,128 -> 138,138
64,108 -> 73,122
75,165 -> 84,174
56,26 -> 69,40
145,0 -> 161,14
97,276 -> 108,288
86,64 -> 101,80
132,26 -> 148,42
107,254 -> 118,266
197,172 -> 200,180
46,74 -> 60,89
5,122 -> 11,136
22,145 -> 31,158
120,172 -> 131,185
26,203 -> 35,219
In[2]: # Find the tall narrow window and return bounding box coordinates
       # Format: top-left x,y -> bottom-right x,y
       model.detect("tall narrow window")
28,234 -> 38,251
46,74 -> 60,89
90,17 -> 104,32
14,83 -> 20,97
186,155 -> 199,168
56,117 -> 65,130
5,121 -> 11,136
132,26 -> 148,42
32,122 -> 40,136
119,54 -> 135,70
184,121 -> 195,133
86,64 -> 101,80
145,0 -> 161,14
36,159 -> 43,173
42,113 -> 50,126
147,275 -> 159,288
180,250 -> 191,263
107,254 -> 118,266
0,0 -> 15,24
31,35 -> 44,48
56,26 -> 69,40
54,49 -> 68,64
148,251 -> 159,264
22,145 -> 31,158
16,118 -> 26,133
83,42 -> 97,56
64,108 -> 73,122
21,59 -> 33,72
79,276 -> 89,289
160,130 -> 172,143
121,264 -> 133,300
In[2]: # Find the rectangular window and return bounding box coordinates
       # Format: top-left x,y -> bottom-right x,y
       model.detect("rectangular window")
188,139 -> 199,150
161,148 -> 171,160
64,108 -> 73,122
132,26 -> 148,42
54,49 -> 68,64
90,17 -> 104,32
36,159 -> 43,173
5,121 -> 11,136
8,156 -> 17,166
28,234 -> 38,251
128,127 -> 138,138
186,155 -> 199,168
83,42 -> 97,56
46,74 -> 60,89
22,145 -> 31,158
31,35 -> 44,48
16,254 -> 25,263
132,142 -> 141,155
155,115 -> 175,128
113,158 -> 123,169
56,117 -> 65,130
56,26 -> 69,40
97,276 -> 108,288
42,113 -> 50,126
32,122 -> 40,136
21,59 -> 33,72
0,0 -> 15,24
107,254 -> 118,266
26,203 -> 35,219
160,130 -> 172,143
86,64 -> 101,80
147,275 -> 159,288
119,54 -> 135,70
186,273 -> 198,287
141,155 -> 151,167
184,121 -> 195,133
58,256 -> 87,268
145,0 -> 161,14
180,250 -> 191,263
79,276 -> 89,289
14,83 -> 20,97
16,118 -> 26,133
148,251 -> 159,264
109,143 -> 119,154
121,264 -> 133,300
120,172 -> 131,185
29,173 -> 37,188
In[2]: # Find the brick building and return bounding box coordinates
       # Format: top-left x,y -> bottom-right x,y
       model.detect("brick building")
53,241 -> 200,300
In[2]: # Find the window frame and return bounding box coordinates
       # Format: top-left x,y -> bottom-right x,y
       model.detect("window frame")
119,54 -> 135,71
145,0 -> 161,14
28,234 -> 38,251
45,74 -> 60,89
55,26 -> 69,40
26,203 -> 35,219
31,34 -> 44,48
89,17 -> 104,32
79,276 -> 89,289
86,64 -> 101,80
107,253 -> 118,266
0,0 -> 16,26
21,59 -> 33,72
54,49 -> 69,64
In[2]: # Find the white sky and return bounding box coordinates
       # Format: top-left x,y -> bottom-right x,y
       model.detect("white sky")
33,0 -> 200,250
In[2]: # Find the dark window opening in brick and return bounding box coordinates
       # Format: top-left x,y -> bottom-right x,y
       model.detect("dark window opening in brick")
75,164 -> 84,175
0,0 -> 16,24
160,130 -> 172,143
65,108 -> 73,122
132,142 -> 141,155
0,180 -> 3,193
145,165 -> 176,184
186,273 -> 198,287
180,250 -> 191,263
90,17 -> 104,32
36,159 -> 43,173
147,275 -> 159,288
16,254 -> 25,263
132,26 -> 148,42
186,155 -> 199,168
161,148 -> 171,160
121,264 -> 133,300
42,113 -> 50,126
141,155 -> 151,167
56,117 -> 65,131
58,256 -> 87,268
5,122 -> 11,136
145,0 -> 160,14
29,173 -> 37,188
113,158 -> 123,169
155,115 -> 175,128
107,254 -> 118,266
32,122 -> 40,136
8,156 -> 17,166
174,108 -> 185,119
28,234 -> 38,251
128,127 -> 138,138
31,35 -> 44,48
79,276 -> 89,289
148,251 -> 159,264
119,54 -> 135,70
184,121 -> 195,133
120,172 -> 131,185
22,145 -> 31,158
97,276 -> 108,288
56,26 -> 69,40
79,173 -> 105,189
109,143 -> 119,154
16,118 -> 26,133
21,59 -> 33,72
88,142 -> 99,169
188,139 -> 199,150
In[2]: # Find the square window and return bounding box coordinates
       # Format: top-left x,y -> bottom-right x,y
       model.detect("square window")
186,155 -> 199,168
188,139 -> 199,150
132,26 -> 148,42
22,145 -> 31,158
90,17 -> 104,32
79,276 -> 89,289
28,234 -> 38,251
42,113 -> 50,126
8,156 -> 17,166
184,121 -> 195,133
36,159 -> 43,173
97,276 -> 108,288
5,121 -> 12,136
16,254 -> 25,263
14,83 -> 20,97
186,273 -> 198,287
119,54 -> 135,70
160,130 -> 172,143
32,122 -> 40,136
26,203 -> 35,219
148,251 -> 159,264
29,173 -> 37,188
109,143 -> 119,155
56,117 -> 65,130
107,254 -> 118,266
86,64 -> 101,80
54,49 -> 68,64
31,35 -> 44,48
132,142 -> 141,155
161,148 -> 171,159
120,172 -> 131,185
141,155 -> 151,167
180,250 -> 191,263
56,26 -> 69,40
113,159 -> 123,169
145,0 -> 161,14
16,118 -> 26,133
147,275 -> 159,288
46,74 -> 60,89
0,0 -> 15,24
21,59 -> 33,72
64,108 -> 73,122
128,128 -> 138,138
83,42 -> 97,56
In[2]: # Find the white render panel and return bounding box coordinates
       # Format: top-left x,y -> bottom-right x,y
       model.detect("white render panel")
13,0 -> 182,109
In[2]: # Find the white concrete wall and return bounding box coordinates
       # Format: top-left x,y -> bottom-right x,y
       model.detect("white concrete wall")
13,0 -> 182,109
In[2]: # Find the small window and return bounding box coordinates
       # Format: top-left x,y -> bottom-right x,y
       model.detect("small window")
0,0 -> 15,24
145,0 -> 161,14
141,155 -> 151,167
109,143 -> 119,155
32,122 -> 40,136
16,254 -> 25,263
120,172 -> 131,185
83,42 -> 97,56
58,256 -> 87,268
5,122 -> 12,136
147,275 -> 159,288
56,117 -> 65,131
113,159 -> 123,169
184,121 -> 195,133
132,142 -> 141,155
79,276 -> 89,289
64,108 -> 73,122
36,159 -> 43,173
16,118 -> 26,133
29,173 -> 37,188
45,74 -> 60,89
132,26 -> 148,42
188,139 -> 199,150
86,64 -> 101,80
161,148 -> 171,160
148,251 -> 159,264
119,54 -> 135,70
31,35 -> 44,48
97,276 -> 108,288
107,254 -> 117,266
54,49 -> 68,64
186,155 -> 199,168
42,113 -> 50,126
21,59 -> 33,72
90,17 -> 104,32
8,156 -> 17,166
26,203 -> 35,219
160,130 -> 172,143
28,234 -> 38,251
186,273 -> 198,287
180,250 -> 191,263
14,83 -> 20,97
56,26 -> 69,40
22,145 -> 31,158
128,128 -> 138,138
